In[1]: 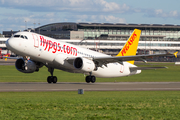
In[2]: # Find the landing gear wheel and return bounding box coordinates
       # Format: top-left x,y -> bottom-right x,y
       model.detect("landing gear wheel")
90,76 -> 96,83
85,76 -> 91,83
52,76 -> 57,83
85,75 -> 96,83
47,76 -> 52,83
47,67 -> 58,84
47,76 -> 58,84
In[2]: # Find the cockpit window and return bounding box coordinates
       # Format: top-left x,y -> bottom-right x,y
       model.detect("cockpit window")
20,35 -> 24,39
24,36 -> 28,39
13,35 -> 28,40
14,35 -> 20,38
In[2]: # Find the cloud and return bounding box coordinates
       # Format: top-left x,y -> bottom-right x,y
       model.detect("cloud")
170,10 -> 178,17
1,0 -> 180,33
155,9 -> 167,17
72,14 -> 126,23
145,9 -> 180,18
0,0 -> 4,4
0,12 -> 63,32
104,15 -> 126,23
0,0 -> 130,13
95,0 -> 120,12
0,0 -> 130,33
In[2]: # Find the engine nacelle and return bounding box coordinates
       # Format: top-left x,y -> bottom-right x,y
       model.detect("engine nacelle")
74,57 -> 95,72
15,58 -> 37,73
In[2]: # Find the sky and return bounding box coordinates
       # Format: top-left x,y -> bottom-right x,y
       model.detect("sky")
0,0 -> 180,34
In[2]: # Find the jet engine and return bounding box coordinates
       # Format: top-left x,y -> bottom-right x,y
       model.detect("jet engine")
73,57 -> 95,72
15,58 -> 40,73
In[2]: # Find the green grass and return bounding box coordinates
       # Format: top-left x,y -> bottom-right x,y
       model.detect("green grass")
0,62 -> 180,82
0,91 -> 180,120
0,64 -> 180,119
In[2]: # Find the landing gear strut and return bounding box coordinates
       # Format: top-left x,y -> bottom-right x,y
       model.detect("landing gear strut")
85,72 -> 96,83
47,67 -> 57,84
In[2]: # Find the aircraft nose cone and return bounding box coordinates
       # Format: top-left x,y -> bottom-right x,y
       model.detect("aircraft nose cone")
5,39 -> 10,48
6,38 -> 11,49
6,38 -> 16,50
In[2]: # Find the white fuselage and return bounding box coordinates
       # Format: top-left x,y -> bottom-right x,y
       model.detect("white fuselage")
6,32 -> 141,78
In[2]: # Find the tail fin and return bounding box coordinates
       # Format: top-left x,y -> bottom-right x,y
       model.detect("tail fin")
116,29 -> 141,64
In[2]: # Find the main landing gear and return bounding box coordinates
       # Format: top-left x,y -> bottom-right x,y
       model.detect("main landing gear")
85,73 -> 96,83
47,67 -> 57,84
46,68 -> 96,84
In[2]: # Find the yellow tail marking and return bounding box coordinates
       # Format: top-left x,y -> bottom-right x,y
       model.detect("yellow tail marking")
116,29 -> 141,64
174,51 -> 178,58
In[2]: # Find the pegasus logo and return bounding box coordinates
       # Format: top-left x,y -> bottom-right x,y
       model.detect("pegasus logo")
120,32 -> 137,56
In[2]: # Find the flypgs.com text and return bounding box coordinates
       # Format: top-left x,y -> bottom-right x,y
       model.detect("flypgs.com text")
39,36 -> 77,56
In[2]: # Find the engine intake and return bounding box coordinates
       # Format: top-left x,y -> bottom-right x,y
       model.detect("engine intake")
74,57 -> 95,72
15,58 -> 37,73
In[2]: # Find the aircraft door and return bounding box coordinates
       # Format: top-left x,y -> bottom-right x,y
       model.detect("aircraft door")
32,34 -> 39,47
32,34 -> 42,57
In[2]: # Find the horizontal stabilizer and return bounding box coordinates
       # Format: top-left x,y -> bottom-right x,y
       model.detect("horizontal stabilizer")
130,66 -> 168,71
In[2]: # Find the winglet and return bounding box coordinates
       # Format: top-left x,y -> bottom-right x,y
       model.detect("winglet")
116,29 -> 141,64
174,51 -> 178,58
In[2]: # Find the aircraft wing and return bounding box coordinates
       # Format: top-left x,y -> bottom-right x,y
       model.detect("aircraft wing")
93,52 -> 177,66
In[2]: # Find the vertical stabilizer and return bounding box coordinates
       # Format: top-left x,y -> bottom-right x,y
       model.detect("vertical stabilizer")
116,29 -> 141,64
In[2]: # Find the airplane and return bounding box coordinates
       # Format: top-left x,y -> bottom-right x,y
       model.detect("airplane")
5,29 -> 177,83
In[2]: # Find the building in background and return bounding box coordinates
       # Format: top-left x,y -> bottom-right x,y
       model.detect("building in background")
2,22 -> 180,61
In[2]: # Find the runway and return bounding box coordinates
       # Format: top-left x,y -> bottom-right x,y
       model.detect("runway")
0,82 -> 180,92
0,59 -> 15,65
